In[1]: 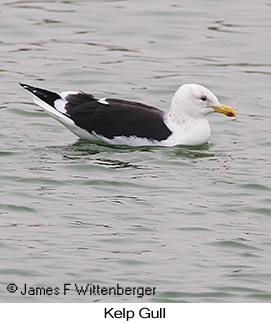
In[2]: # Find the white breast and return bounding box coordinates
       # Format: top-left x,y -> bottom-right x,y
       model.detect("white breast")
162,115 -> 211,146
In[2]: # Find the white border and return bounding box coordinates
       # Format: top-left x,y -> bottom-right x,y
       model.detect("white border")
1,303 -> 270,323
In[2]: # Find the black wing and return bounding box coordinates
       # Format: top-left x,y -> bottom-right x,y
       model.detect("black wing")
19,83 -> 172,141
65,93 -> 172,141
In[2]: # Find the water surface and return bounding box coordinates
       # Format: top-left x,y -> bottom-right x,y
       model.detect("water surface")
1,0 -> 271,302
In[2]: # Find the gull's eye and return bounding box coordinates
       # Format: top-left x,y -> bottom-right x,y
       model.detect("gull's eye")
200,96 -> 207,101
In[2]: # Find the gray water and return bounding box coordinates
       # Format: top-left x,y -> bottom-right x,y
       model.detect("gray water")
1,0 -> 271,302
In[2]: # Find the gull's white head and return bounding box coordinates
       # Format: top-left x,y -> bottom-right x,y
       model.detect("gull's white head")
169,84 -> 236,121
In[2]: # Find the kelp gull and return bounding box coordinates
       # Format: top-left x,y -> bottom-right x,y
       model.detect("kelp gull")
19,83 -> 236,146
